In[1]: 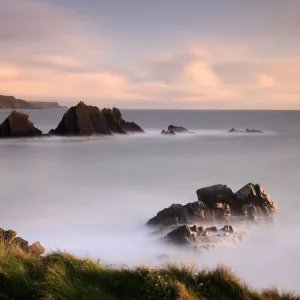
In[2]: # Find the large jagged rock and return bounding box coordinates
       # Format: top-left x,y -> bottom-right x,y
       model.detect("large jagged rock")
147,183 -> 275,227
49,102 -> 143,136
0,228 -> 45,255
0,110 -> 42,137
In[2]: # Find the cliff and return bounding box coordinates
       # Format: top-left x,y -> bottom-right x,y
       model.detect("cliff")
0,95 -> 63,109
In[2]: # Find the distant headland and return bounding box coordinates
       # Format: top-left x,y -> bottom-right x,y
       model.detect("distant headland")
0,95 -> 65,109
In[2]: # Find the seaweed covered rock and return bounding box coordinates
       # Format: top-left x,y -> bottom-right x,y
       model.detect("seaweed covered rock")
147,183 -> 275,227
0,228 -> 45,255
49,102 -> 143,136
0,110 -> 42,137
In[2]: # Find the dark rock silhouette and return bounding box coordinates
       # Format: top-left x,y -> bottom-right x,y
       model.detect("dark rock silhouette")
161,129 -> 176,135
168,125 -> 189,133
228,128 -> 263,133
147,183 -> 275,227
245,128 -> 263,133
0,110 -> 42,138
229,128 -> 244,133
49,102 -> 143,136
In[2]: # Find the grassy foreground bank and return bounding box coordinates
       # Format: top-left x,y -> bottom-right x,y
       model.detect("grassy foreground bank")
0,244 -> 298,300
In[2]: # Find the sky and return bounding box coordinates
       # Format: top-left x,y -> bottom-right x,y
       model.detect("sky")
0,0 -> 300,109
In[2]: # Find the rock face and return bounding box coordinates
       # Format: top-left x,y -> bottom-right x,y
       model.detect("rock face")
164,224 -> 241,248
49,102 -> 143,136
0,228 -> 45,255
147,183 -> 275,227
0,110 -> 43,138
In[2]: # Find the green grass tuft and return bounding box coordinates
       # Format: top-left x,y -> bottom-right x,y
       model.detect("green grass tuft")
0,243 -> 298,300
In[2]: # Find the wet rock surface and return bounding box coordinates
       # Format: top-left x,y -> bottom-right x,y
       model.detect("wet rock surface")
0,110 -> 42,138
0,228 -> 45,255
49,101 -> 143,136
147,183 -> 275,228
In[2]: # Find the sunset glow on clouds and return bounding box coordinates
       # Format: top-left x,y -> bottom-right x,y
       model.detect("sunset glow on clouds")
0,0 -> 300,109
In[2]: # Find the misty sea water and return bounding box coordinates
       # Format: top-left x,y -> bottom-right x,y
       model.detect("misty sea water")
0,108 -> 300,292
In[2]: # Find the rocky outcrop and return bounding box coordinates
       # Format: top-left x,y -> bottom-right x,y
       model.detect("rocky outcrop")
0,228 -> 45,255
49,102 -> 143,136
229,128 -> 244,133
0,110 -> 42,138
147,183 -> 275,227
228,128 -> 263,133
161,129 -> 176,135
168,125 -> 189,133
163,224 -> 241,248
245,128 -> 263,133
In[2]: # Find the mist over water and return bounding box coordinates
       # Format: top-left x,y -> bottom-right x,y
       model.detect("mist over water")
0,109 -> 300,292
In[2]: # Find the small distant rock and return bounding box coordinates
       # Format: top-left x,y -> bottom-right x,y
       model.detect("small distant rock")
245,128 -> 263,133
228,128 -> 263,133
0,110 -> 43,138
229,128 -> 244,133
161,129 -> 176,135
168,125 -> 189,133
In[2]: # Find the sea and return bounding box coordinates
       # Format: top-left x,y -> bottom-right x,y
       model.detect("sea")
0,108 -> 300,292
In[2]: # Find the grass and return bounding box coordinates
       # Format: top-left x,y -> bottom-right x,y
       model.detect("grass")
0,244 -> 298,300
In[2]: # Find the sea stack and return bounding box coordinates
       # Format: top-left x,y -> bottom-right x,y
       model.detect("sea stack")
49,101 -> 143,136
0,110 -> 42,138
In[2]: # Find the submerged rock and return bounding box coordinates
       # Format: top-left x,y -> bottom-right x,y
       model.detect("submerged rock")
0,110 -> 43,138
147,183 -> 275,227
49,102 -> 143,136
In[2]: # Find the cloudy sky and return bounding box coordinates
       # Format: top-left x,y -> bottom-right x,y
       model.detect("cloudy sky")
0,0 -> 299,109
